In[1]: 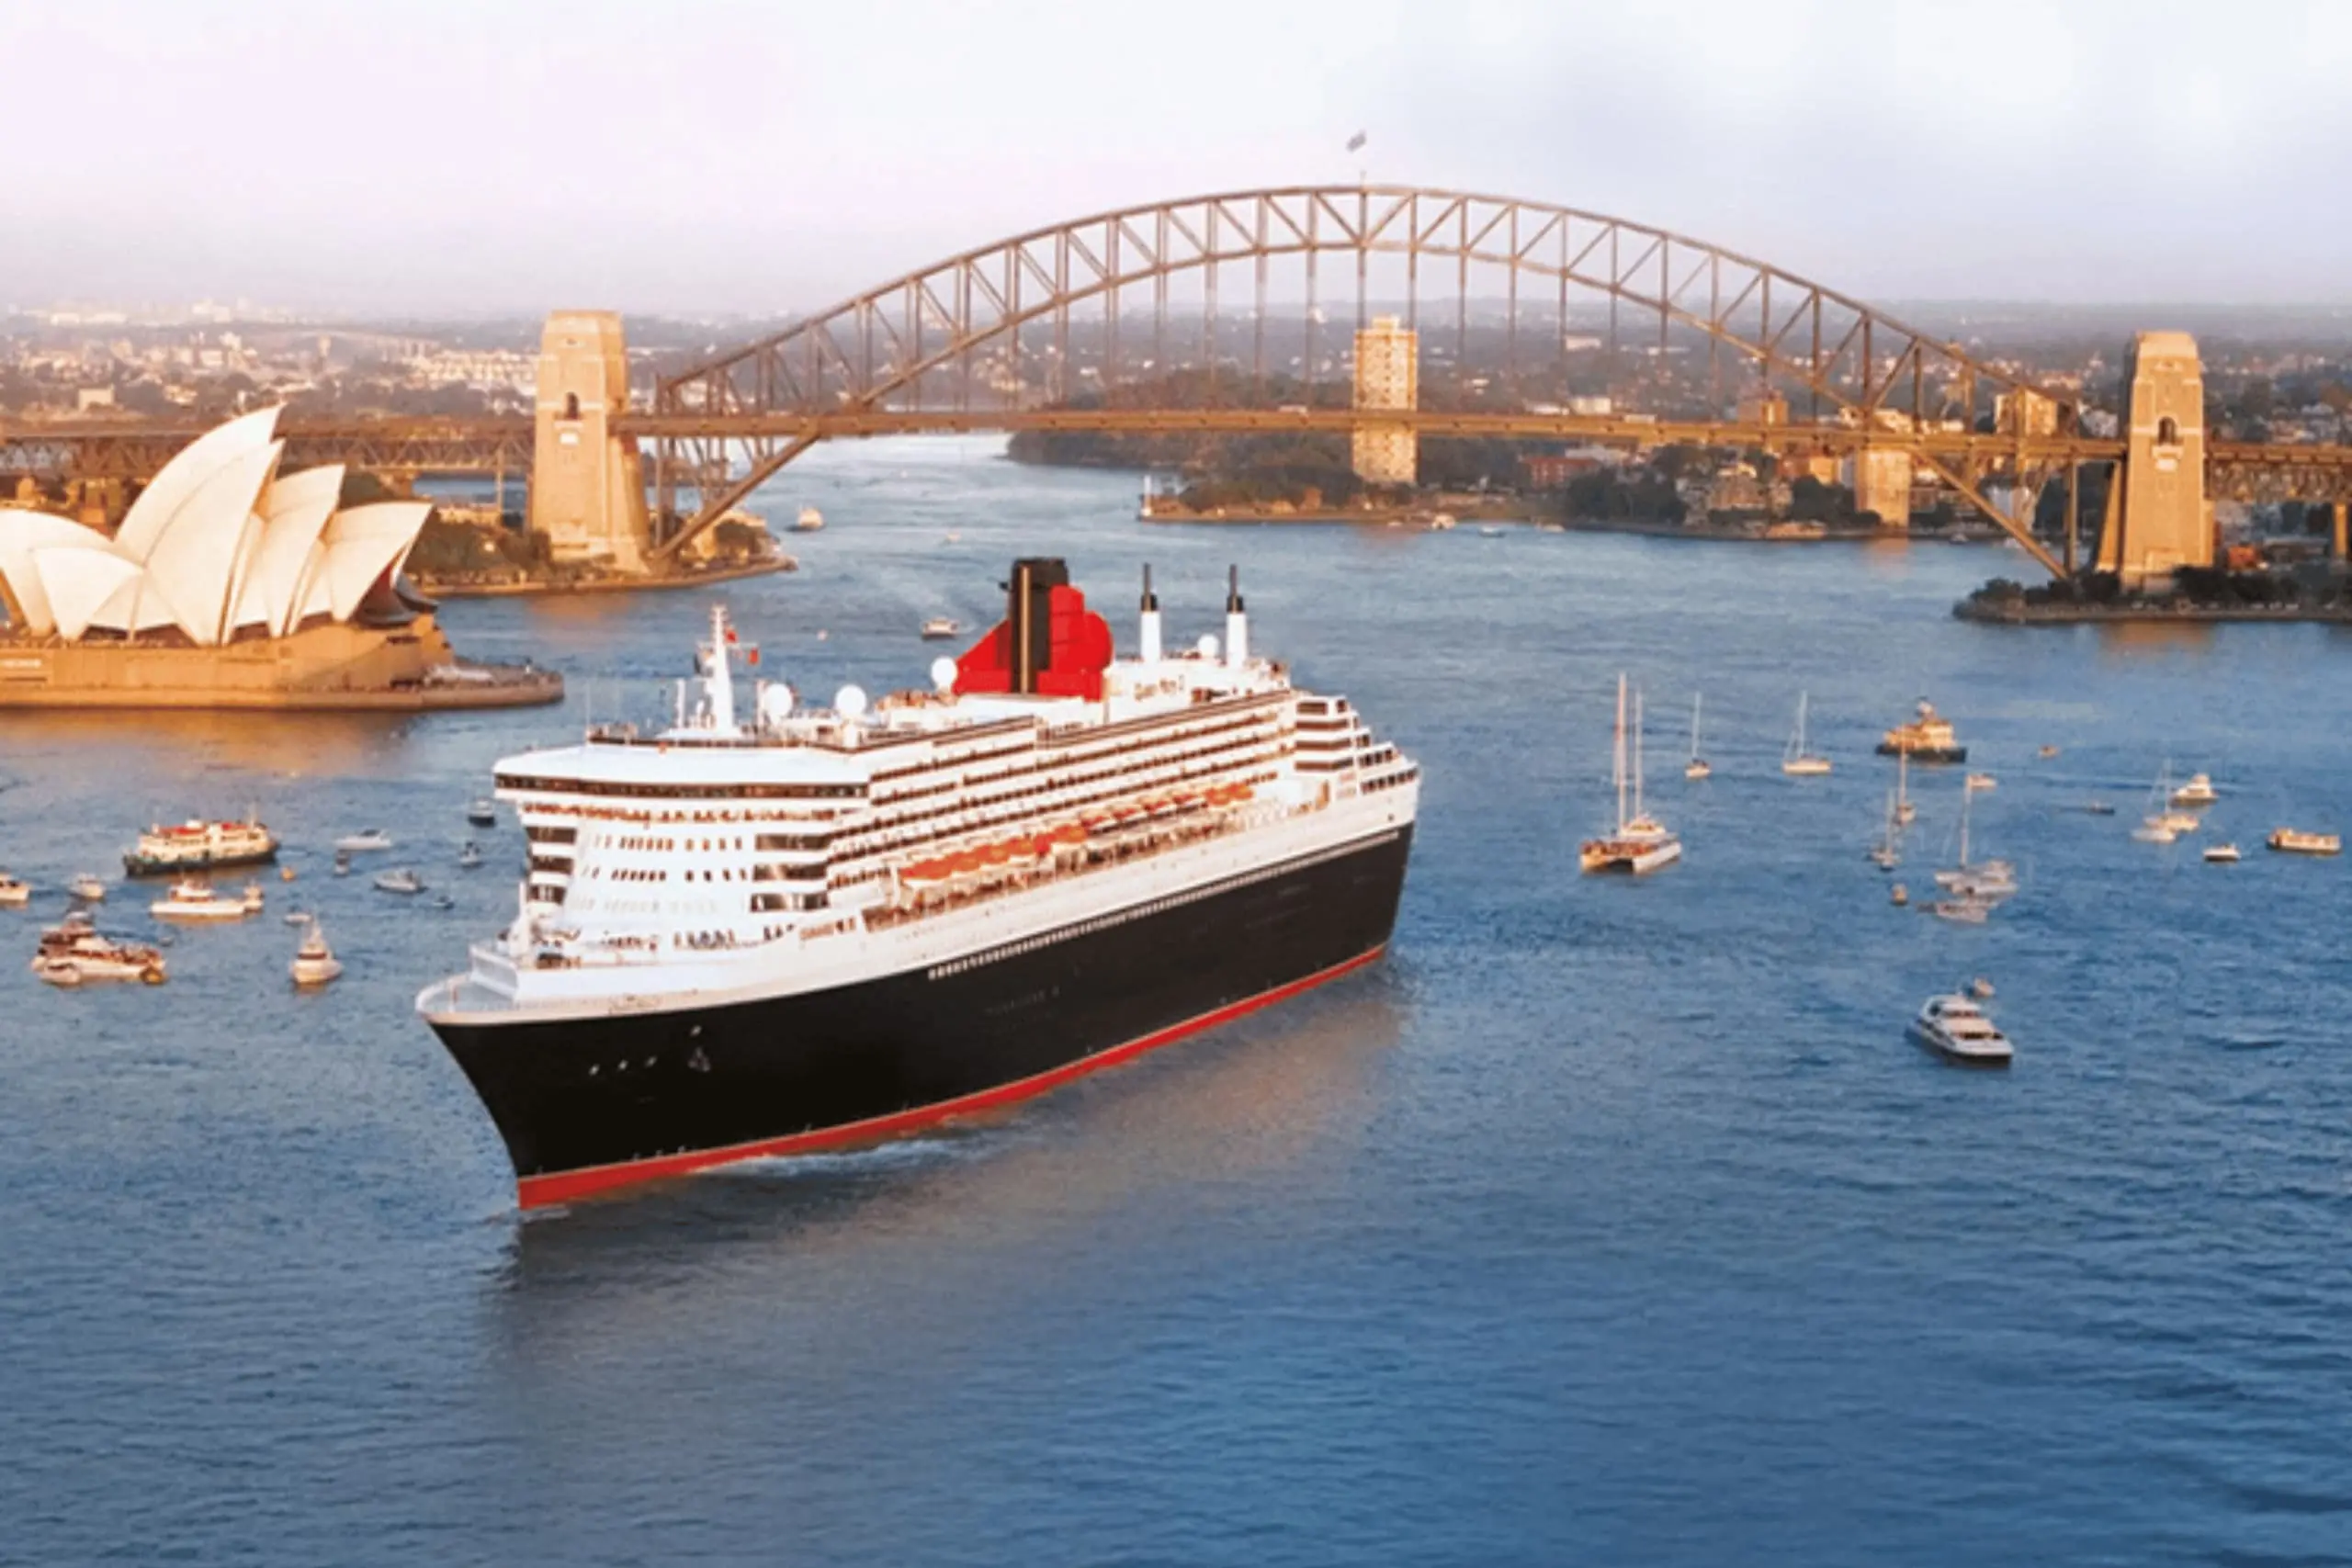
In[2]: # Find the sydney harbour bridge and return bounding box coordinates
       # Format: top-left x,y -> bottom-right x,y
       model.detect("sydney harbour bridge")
10,184 -> 2352,585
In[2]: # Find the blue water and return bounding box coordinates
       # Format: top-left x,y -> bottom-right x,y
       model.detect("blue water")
4,438 -> 2349,1565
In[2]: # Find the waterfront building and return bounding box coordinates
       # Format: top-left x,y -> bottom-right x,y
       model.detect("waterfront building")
1351,316 -> 1419,487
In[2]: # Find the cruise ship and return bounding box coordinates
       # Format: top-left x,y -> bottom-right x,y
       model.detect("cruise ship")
417,559 -> 1419,1208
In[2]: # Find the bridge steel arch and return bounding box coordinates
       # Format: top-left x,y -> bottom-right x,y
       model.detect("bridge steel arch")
651,185 -> 2080,572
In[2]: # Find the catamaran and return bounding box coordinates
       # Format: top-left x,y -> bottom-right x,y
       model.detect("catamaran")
1935,781 -> 2015,901
1781,692 -> 1831,776
1581,676 -> 1682,874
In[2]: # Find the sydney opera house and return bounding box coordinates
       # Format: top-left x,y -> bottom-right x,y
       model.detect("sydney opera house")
0,409 -> 559,709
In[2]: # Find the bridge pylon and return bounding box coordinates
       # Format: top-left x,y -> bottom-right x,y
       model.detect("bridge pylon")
531,311 -> 649,571
2096,331 -> 2211,587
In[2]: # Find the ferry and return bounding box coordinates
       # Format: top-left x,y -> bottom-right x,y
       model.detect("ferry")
1907,992 -> 2013,1067
2267,828 -> 2340,856
418,559 -> 1419,1209
1877,700 -> 1968,764
122,815 -> 277,877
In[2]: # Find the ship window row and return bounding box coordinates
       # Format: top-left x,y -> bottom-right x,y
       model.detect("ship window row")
842,736 -> 1277,850
499,774 -> 865,800
869,709 -> 1278,807
925,829 -> 1398,981
752,891 -> 828,912
524,824 -> 578,845
835,758 -> 1274,863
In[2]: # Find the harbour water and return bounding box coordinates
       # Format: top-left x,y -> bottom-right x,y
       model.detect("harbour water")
4,437 -> 2349,1564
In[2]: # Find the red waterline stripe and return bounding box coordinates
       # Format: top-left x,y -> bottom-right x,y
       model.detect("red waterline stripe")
516,944 -> 1387,1210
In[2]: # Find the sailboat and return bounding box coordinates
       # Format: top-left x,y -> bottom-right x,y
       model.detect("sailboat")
1782,692 -> 1832,776
1581,676 -> 1683,874
1934,780 -> 2016,900
1894,749 -> 1917,826
2136,761 -> 2199,841
1869,789 -> 1903,870
1684,694 -> 1712,781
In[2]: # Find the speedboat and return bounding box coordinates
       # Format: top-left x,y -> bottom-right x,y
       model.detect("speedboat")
1929,895 -> 1992,924
335,829 -> 395,853
374,868 -> 425,896
150,879 -> 259,921
2133,818 -> 2178,844
2170,773 -> 2219,807
791,505 -> 825,533
333,851 -> 352,877
921,616 -> 961,640
465,798 -> 497,829
2203,842 -> 2241,863
2038,745 -> 2061,759
458,841 -> 485,870
2084,800 -> 2117,817
0,873 -> 28,908
1907,993 -> 2013,1067
289,921 -> 344,987
1964,772 -> 1997,792
67,874 -> 106,902
2267,828 -> 2341,856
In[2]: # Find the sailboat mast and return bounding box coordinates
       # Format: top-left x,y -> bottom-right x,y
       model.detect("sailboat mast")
1959,783 -> 1972,870
1690,692 -> 1702,761
1613,673 -> 1629,831
1634,688 -> 1646,820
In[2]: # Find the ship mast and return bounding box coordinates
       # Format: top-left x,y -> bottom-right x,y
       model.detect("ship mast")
1613,672 -> 1628,833
706,604 -> 737,735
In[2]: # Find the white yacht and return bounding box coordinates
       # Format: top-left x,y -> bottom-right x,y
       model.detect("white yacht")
1581,677 -> 1682,874
458,841 -> 486,870
375,868 -> 425,896
1907,992 -> 2013,1067
2170,772 -> 2219,807
337,829 -> 395,853
150,879 -> 263,920
921,616 -> 961,641
67,874 -> 107,902
32,914 -> 166,985
791,505 -> 825,533
289,921 -> 344,987
1781,692 -> 1831,776
2202,842 -> 2241,863
466,798 -> 498,829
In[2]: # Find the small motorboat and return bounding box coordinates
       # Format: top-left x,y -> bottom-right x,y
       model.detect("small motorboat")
921,616 -> 961,641
2267,828 -> 2341,857
465,798 -> 497,829
2038,745 -> 2061,759
791,505 -> 825,533
1968,976 -> 1996,999
278,864 -> 297,882
67,874 -> 107,902
2133,818 -> 2178,844
1907,992 -> 2013,1067
458,841 -> 485,870
283,908 -> 311,926
2203,842 -> 2242,863
1929,896 -> 1992,924
0,873 -> 29,908
1890,883 -> 1909,907
1964,772 -> 1997,792
2083,800 -> 2117,817
335,829 -> 394,853
1477,525 -> 1506,537
2170,773 -> 2219,807
289,921 -> 344,987
333,851 -> 352,877
374,868 -> 425,896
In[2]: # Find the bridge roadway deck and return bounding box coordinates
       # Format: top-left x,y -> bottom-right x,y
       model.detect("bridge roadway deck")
3,410 -> 2346,502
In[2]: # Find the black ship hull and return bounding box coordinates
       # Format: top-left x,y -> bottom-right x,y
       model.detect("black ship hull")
122,845 -> 279,877
1875,742 -> 1967,764
431,825 -> 1412,1207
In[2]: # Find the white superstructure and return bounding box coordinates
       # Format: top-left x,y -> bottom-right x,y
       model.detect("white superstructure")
422,569 -> 1419,1025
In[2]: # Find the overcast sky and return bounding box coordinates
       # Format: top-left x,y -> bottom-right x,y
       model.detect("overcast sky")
6,0 -> 2349,316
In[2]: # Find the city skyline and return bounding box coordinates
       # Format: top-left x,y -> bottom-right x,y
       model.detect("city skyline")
9,0 -> 2352,314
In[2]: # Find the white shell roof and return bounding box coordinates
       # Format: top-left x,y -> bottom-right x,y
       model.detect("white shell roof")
0,412 -> 428,647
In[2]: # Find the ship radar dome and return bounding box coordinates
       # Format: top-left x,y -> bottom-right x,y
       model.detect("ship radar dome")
930,656 -> 957,693
1196,633 -> 1220,660
759,683 -> 796,728
834,683 -> 869,720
